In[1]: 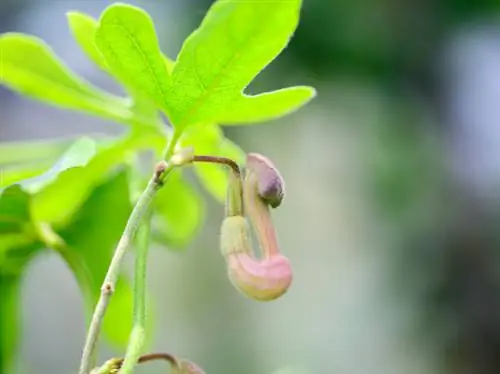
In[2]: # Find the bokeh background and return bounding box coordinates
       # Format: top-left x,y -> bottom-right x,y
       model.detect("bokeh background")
2,0 -> 500,373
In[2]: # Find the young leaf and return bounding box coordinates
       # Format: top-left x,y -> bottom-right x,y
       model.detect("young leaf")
95,4 -> 172,114
217,86 -> 316,125
57,170 -> 137,348
67,11 -> 173,124
0,33 -> 132,122
152,171 -> 204,248
26,134 -> 157,226
169,0 -> 309,127
67,11 -> 175,75
19,137 -> 97,194
181,124 -> 246,202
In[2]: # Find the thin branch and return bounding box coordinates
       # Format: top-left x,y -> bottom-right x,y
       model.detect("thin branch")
78,162 -> 174,374
192,155 -> 241,176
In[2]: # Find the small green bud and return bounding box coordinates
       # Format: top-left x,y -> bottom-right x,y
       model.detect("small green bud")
170,146 -> 195,166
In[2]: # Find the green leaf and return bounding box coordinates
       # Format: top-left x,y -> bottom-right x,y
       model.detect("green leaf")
0,185 -> 31,235
19,137 -> 97,194
152,170 -> 204,248
67,11 -> 109,71
57,170 -> 136,348
0,273 -> 21,374
67,10 -> 174,124
181,124 -> 246,202
0,135 -> 149,228
218,86 -> 316,125
0,186 -> 40,273
0,33 -> 132,122
0,164 -> 50,189
95,4 -> 171,114
0,137 -> 75,167
27,134 -> 152,226
169,0 -> 306,127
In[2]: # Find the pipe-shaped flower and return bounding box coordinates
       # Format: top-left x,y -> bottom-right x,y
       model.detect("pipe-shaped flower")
220,153 -> 292,301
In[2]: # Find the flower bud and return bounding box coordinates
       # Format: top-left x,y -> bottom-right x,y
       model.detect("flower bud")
246,153 -> 285,208
170,146 -> 195,166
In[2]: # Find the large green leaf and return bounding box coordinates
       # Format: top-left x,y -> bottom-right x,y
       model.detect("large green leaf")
18,137 -> 97,194
95,4 -> 172,115
181,124 -> 246,202
0,33 -> 132,123
0,138 -> 102,273
26,134 -> 158,226
0,134 -> 151,229
57,170 -> 137,347
169,0 -> 313,127
152,170 -> 204,248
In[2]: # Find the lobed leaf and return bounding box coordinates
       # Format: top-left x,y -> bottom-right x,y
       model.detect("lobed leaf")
95,4 -> 172,115
0,135 -> 151,229
67,10 -> 175,124
27,134 -> 158,226
0,33 -> 132,122
18,137 -> 97,194
169,0 -> 306,127
218,86 -> 316,125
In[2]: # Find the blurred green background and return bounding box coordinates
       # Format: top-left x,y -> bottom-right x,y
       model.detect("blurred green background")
2,0 -> 500,373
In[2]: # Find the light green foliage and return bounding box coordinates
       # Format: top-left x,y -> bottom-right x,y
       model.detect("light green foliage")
0,33 -> 131,122
169,0 -> 315,127
153,171 -> 205,248
66,10 -> 165,126
67,11 -> 110,71
95,4 -> 172,115
218,86 -> 316,125
0,0 -> 315,370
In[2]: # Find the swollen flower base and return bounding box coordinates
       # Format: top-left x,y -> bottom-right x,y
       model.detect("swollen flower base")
219,153 -> 292,301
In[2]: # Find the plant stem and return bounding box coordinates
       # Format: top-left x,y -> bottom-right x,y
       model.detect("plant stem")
162,127 -> 182,161
118,211 -> 152,374
78,165 -> 173,374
